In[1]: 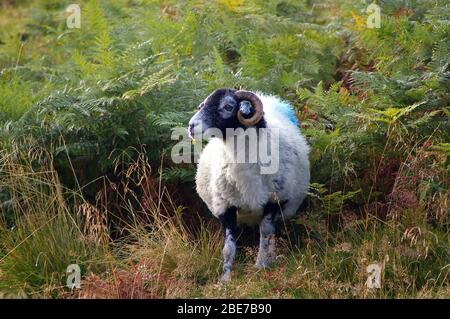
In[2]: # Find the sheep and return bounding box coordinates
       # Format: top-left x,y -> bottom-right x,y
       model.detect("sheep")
188,88 -> 310,282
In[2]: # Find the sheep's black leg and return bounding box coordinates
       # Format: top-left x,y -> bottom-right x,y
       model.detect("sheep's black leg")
218,206 -> 237,282
255,202 -> 282,269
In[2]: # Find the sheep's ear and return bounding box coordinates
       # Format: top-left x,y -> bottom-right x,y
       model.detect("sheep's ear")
238,100 -> 253,116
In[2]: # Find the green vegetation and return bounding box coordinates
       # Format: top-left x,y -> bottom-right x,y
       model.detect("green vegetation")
0,0 -> 448,298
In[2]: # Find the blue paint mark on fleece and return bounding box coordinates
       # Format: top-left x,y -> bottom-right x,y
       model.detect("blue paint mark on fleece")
275,100 -> 299,126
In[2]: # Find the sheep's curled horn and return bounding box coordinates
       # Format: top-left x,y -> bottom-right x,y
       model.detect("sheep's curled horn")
236,90 -> 264,126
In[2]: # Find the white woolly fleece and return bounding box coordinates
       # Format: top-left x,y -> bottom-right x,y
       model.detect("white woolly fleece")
195,92 -> 310,225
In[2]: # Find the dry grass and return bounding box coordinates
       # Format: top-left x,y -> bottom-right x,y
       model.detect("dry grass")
0,145 -> 112,298
0,141 -> 448,299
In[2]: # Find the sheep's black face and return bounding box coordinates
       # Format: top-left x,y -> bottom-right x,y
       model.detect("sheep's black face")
188,88 -> 264,139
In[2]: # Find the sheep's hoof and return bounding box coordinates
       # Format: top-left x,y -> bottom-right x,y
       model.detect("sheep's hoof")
219,271 -> 232,283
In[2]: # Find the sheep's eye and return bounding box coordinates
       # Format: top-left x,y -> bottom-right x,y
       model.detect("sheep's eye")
224,104 -> 234,112
197,103 -> 205,110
